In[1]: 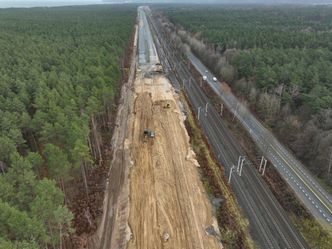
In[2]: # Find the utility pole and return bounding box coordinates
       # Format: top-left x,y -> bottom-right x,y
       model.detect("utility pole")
262,160 -> 267,176
237,156 -> 245,176
259,156 -> 268,176
220,103 -> 224,117
240,157 -> 245,176
328,149 -> 332,178
259,156 -> 264,172
233,102 -> 239,121
197,106 -> 201,121
228,165 -> 236,183
237,156 -> 242,172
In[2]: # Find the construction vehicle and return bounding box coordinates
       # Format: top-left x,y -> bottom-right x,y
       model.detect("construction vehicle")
143,129 -> 155,139
155,63 -> 163,73
164,103 -> 171,109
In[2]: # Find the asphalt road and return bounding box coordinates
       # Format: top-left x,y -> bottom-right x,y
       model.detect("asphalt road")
187,51 -> 332,228
144,7 -> 310,249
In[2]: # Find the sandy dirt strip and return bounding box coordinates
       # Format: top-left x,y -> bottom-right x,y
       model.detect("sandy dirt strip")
126,73 -> 222,249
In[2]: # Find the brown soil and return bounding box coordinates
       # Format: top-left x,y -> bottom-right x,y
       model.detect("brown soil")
126,74 -> 222,249
220,82 -> 232,93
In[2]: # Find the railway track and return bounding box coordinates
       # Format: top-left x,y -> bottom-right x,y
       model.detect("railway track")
143,7 -> 310,249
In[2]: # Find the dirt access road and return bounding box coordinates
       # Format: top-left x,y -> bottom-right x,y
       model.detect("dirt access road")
126,72 -> 222,249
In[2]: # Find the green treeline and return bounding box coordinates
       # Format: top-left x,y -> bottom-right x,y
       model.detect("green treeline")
163,5 -> 332,189
0,5 -> 135,248
166,5 -> 332,111
173,6 -> 332,50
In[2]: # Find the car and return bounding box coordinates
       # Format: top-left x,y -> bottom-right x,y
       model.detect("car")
202,75 -> 207,81
205,70 -> 208,74
213,77 -> 217,82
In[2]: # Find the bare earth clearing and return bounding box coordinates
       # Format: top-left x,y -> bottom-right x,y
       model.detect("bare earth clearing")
126,73 -> 222,249
93,18 -> 222,249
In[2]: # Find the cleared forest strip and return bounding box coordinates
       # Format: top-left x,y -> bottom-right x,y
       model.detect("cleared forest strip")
126,73 -> 222,249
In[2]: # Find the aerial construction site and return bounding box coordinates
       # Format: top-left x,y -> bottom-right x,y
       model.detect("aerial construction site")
93,6 -> 223,249
91,5 -> 330,249
2,3 -> 332,249
127,67 -> 221,249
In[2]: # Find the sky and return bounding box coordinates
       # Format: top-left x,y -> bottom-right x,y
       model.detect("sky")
0,0 -> 102,8
0,0 -> 331,8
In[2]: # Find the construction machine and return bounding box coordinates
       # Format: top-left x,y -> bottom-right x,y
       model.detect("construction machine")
155,63 -> 163,73
164,103 -> 171,109
143,129 -> 155,139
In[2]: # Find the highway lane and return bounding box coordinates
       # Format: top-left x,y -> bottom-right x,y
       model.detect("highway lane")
188,52 -> 332,227
145,7 -> 309,249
